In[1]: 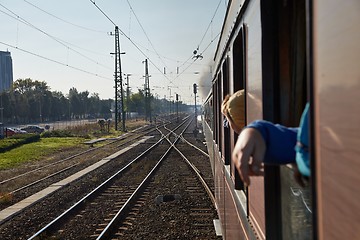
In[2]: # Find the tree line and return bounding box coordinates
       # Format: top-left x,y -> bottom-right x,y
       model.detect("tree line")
0,78 -> 187,125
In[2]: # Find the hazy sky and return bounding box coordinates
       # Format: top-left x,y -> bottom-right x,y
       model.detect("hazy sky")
0,0 -> 227,104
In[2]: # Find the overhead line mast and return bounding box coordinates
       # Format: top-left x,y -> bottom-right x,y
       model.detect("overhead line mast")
143,59 -> 151,123
112,26 -> 125,131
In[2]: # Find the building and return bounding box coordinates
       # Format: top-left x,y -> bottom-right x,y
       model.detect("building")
0,50 -> 13,93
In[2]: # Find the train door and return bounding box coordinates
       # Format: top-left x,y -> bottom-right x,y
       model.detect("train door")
261,0 -> 311,239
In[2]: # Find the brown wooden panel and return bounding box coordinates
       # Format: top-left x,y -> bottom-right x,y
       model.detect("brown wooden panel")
313,0 -> 360,239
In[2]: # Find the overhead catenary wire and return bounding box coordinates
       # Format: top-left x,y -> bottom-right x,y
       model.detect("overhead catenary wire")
0,41 -> 112,81
0,4 -> 112,71
88,0 -> 222,94
175,0 -> 222,78
197,0 -> 222,49
173,32 -> 221,82
126,0 -> 168,70
21,0 -> 111,57
88,0 -> 224,102
89,0 -> 116,27
165,31 -> 220,97
0,1 -> 224,104
88,0 -> 172,84
23,0 -> 106,33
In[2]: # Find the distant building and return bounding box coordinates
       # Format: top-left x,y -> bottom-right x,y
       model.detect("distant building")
0,51 -> 13,93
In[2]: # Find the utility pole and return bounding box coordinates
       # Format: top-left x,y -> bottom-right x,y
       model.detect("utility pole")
111,26 -> 125,131
193,83 -> 197,128
176,93 -> 179,122
125,74 -> 131,119
143,59 -> 151,123
168,87 -> 172,116
0,93 -> 3,138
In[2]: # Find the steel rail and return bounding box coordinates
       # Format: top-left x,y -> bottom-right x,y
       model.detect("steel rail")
27,135 -> 166,240
180,135 -> 209,157
158,128 -> 216,209
0,130 -> 135,186
157,117 -> 216,206
0,124 -> 160,195
96,137 -> 173,239
96,116 -> 192,239
0,130 -> 160,206
1,122 -> 164,187
28,116 -> 190,239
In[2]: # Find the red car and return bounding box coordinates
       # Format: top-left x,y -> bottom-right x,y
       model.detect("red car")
4,127 -> 27,137
5,128 -> 19,137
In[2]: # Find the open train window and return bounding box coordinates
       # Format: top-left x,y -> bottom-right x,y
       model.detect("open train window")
231,26 -> 246,190
261,0 -> 312,239
216,73 -> 222,153
222,58 -> 231,165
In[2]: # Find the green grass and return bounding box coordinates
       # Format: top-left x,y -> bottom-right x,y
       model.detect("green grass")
0,119 -> 147,170
0,137 -> 84,170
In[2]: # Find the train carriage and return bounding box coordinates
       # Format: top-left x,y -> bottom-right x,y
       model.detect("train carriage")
203,0 -> 360,239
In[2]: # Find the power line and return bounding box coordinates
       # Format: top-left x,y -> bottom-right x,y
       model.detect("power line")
89,0 -> 116,26
21,0 -> 110,57
168,31 -> 220,100
126,0 -> 168,69
88,0 -> 171,84
176,0 -> 222,77
199,32 -> 221,56
0,4 -> 112,71
0,41 -> 112,81
87,1 -> 221,99
115,27 -> 173,83
23,0 -> 106,33
197,0 -> 222,49
172,32 -> 220,82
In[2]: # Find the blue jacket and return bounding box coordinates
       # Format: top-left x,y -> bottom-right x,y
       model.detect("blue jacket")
246,103 -> 310,176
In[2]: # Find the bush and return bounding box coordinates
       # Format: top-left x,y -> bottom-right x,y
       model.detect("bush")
0,134 -> 40,153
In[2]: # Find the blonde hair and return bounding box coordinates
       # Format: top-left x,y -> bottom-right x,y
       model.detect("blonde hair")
221,89 -> 245,130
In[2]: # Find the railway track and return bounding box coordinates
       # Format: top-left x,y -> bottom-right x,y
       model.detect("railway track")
0,115 -> 219,239
0,124 -> 159,211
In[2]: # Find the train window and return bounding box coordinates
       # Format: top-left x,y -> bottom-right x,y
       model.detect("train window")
231,26 -> 246,190
261,0 -> 312,239
222,58 -> 231,165
216,73 -> 222,152
213,76 -> 218,142
209,98 -> 213,130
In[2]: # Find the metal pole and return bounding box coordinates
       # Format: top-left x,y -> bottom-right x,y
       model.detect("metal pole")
0,93 -> 3,137
116,27 -> 126,132
120,73 -> 125,132
193,83 -> 197,128
143,59 -> 151,122
126,74 -> 130,119
176,93 -> 179,122
112,26 -> 126,131
39,94 -> 42,123
113,26 -> 119,131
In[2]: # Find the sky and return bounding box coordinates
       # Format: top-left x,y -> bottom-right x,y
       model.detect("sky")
0,0 -> 228,104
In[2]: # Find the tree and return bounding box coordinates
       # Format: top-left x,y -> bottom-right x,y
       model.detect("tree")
11,78 -> 51,122
99,99 -> 112,119
129,90 -> 145,115
68,88 -> 81,118
51,91 -> 69,120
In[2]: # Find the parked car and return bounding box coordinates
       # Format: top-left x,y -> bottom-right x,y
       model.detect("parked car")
13,127 -> 27,134
5,127 -> 27,137
20,125 -> 45,134
5,128 -> 17,137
